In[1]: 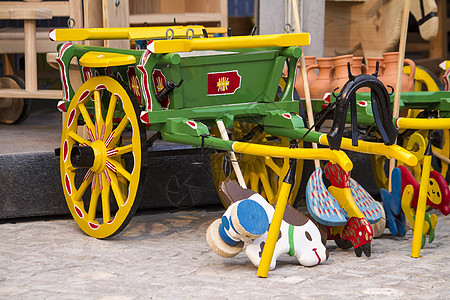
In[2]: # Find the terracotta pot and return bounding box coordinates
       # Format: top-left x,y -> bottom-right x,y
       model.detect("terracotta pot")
330,54 -> 354,94
308,57 -> 335,99
352,56 -> 366,75
366,57 -> 384,77
294,56 -> 317,98
379,52 -> 416,92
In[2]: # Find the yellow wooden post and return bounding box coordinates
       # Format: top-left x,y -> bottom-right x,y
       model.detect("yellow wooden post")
411,139 -> 432,258
256,160 -> 294,278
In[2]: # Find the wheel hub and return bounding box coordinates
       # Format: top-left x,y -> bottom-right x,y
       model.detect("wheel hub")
71,141 -> 107,173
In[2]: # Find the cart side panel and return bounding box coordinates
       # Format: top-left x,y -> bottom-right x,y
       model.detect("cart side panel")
154,50 -> 286,110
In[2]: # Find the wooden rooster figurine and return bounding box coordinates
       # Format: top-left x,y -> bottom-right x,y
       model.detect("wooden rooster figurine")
306,162 -> 384,257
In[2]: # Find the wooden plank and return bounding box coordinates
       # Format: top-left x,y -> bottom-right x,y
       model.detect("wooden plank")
130,12 -> 224,25
0,2 -> 69,17
69,0 -> 83,28
429,0 -> 446,58
103,0 -> 130,49
0,89 -> 62,99
83,0 -> 103,47
219,0 -> 228,28
0,28 -> 56,53
7,8 -> 52,20
24,19 -> 37,92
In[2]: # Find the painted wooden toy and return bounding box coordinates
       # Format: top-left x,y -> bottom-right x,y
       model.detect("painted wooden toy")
206,179 -> 328,270
381,166 -> 450,247
306,162 -> 384,257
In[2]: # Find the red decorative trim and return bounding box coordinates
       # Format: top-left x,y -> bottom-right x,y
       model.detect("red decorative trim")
136,51 -> 152,111
78,90 -> 90,103
67,109 -> 76,128
74,205 -> 84,219
88,222 -> 100,230
63,140 -> 69,162
55,42 -> 73,101
64,174 -> 72,196
186,121 -> 197,129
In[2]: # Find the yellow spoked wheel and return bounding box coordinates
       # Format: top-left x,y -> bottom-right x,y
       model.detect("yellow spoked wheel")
61,76 -> 147,238
370,129 -> 450,190
210,122 -> 303,206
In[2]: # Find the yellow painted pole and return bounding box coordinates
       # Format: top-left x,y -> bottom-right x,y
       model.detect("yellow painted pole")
257,161 -> 294,277
389,0 -> 411,191
396,117 -> 450,130
49,26 -> 205,42
147,33 -> 310,53
411,141 -> 432,258
232,142 -> 352,172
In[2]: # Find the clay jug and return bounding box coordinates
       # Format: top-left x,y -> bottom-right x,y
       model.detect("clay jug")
352,56 -> 366,75
294,56 -> 317,98
330,55 -> 354,94
308,57 -> 335,99
366,57 -> 384,76
379,52 -> 416,92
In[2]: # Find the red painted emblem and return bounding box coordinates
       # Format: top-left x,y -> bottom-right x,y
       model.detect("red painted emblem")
128,66 -> 142,105
207,70 -> 241,96
152,69 -> 169,108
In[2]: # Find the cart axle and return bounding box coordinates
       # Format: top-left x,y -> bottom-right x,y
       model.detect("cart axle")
71,145 -> 95,169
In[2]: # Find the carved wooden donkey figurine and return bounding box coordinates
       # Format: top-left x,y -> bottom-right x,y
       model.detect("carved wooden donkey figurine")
206,179 -> 328,270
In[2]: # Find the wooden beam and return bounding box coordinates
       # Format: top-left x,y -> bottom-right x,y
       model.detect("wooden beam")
0,89 -> 62,99
0,2 -> 69,17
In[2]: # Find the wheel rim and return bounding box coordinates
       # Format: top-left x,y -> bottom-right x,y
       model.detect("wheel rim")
210,122 -> 303,206
61,76 -> 147,238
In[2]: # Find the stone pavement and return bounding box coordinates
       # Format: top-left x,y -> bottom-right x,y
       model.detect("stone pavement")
0,207 -> 449,299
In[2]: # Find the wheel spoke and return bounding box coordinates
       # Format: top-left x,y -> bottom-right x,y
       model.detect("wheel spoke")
68,131 -> 91,146
255,160 -> 275,203
106,158 -> 132,181
264,156 -> 282,176
108,170 -> 126,207
72,170 -> 93,203
78,103 -> 96,137
94,90 -> 104,128
104,94 -> 118,138
87,174 -> 100,221
101,172 -> 111,223
104,117 -> 129,148
106,144 -> 133,157
250,165 -> 259,192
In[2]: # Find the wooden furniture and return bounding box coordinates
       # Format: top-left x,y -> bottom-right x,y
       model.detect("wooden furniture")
128,0 -> 228,29
0,0 -> 83,100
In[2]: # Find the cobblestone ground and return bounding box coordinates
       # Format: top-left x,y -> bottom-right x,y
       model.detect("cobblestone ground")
1,208 -> 449,299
